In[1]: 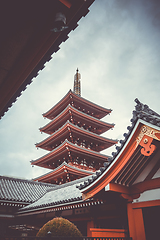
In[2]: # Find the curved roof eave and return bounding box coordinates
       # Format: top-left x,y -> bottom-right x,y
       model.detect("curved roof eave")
40,104 -> 114,134
36,120 -> 117,149
33,161 -> 93,181
77,99 -> 160,197
31,139 -> 110,166
43,90 -> 112,120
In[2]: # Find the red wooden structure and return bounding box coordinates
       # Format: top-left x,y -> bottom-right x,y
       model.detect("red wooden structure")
31,70 -> 117,184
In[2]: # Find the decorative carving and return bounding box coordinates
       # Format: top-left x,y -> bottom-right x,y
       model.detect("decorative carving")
139,135 -> 156,156
136,125 -> 160,146
135,98 -> 160,117
132,99 -> 160,127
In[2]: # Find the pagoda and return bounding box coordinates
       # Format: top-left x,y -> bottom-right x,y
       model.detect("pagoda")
31,69 -> 117,184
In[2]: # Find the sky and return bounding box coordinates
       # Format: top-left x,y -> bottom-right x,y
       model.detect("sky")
0,0 -> 160,180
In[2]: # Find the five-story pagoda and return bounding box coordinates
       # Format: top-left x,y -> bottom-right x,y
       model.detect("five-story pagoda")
31,70 -> 117,184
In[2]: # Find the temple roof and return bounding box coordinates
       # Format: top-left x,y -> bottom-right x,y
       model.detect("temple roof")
0,175 -> 55,205
31,139 -> 110,169
0,1 -> 94,119
77,99 -> 160,197
18,176 -> 99,215
36,121 -> 117,152
33,161 -> 93,184
43,90 -> 112,120
40,104 -> 114,135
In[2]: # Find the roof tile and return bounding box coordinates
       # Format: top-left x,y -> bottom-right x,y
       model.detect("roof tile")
0,176 -> 55,204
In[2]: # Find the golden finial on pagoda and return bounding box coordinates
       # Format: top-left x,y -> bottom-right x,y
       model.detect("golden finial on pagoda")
73,68 -> 81,96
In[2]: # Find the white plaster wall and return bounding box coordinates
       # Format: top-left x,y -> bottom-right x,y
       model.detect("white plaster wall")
133,188 -> 160,203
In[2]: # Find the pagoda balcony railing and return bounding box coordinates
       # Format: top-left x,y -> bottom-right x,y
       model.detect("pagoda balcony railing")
0,237 -> 132,240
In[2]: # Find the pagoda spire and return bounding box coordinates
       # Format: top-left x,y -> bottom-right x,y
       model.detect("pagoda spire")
73,68 -> 81,96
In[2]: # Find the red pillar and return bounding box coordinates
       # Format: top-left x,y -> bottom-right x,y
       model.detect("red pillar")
127,203 -> 146,240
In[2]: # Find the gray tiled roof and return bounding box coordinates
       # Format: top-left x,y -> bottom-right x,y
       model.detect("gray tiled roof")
19,176 -> 91,212
0,175 -> 55,204
77,98 -> 160,190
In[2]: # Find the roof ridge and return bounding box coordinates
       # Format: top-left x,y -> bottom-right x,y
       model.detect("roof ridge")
133,98 -> 160,121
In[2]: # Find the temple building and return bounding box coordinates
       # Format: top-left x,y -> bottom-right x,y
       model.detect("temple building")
17,97 -> 160,240
31,70 -> 117,185
1,2 -> 159,238
0,74 -> 160,239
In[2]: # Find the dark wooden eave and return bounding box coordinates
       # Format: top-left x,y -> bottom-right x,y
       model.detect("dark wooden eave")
0,0 -> 94,119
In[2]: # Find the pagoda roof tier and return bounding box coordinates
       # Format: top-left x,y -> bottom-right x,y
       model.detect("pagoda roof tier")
31,140 -> 109,170
43,90 -> 112,120
33,162 -> 93,184
36,121 -> 117,152
40,104 -> 114,135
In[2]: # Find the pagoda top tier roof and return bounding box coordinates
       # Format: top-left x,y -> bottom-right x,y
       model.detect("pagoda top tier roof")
40,104 -> 114,135
31,139 -> 109,169
33,161 -> 93,184
43,90 -> 112,120
36,121 -> 117,152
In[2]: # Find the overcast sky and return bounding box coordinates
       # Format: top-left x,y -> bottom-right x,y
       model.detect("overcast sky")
0,0 -> 160,180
